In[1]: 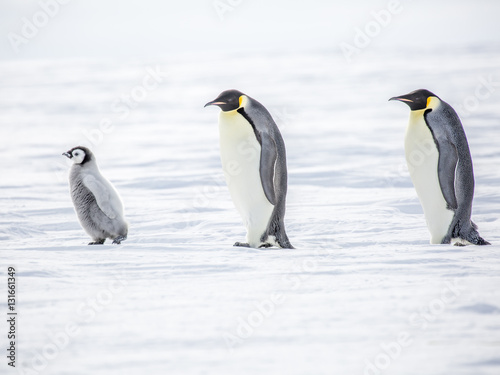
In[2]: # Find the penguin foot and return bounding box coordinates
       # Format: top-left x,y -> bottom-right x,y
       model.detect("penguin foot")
259,243 -> 273,248
454,242 -> 467,247
112,235 -> 127,245
88,239 -> 105,245
233,242 -> 250,247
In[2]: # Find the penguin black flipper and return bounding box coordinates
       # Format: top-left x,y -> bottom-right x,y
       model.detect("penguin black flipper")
435,139 -> 459,210
437,140 -> 459,210
424,107 -> 460,210
259,133 -> 278,206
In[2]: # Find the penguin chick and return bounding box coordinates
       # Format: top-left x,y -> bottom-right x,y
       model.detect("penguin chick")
63,146 -> 128,245
390,89 -> 490,246
205,89 -> 294,249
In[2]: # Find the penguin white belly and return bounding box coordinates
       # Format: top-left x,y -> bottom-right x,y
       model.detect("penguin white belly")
405,111 -> 454,244
219,110 -> 274,247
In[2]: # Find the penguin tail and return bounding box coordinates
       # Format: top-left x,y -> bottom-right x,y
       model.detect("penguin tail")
464,222 -> 490,246
475,237 -> 491,246
466,234 -> 491,246
447,219 -> 490,246
278,239 -> 295,249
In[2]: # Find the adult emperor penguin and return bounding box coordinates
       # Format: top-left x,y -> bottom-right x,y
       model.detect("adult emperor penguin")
205,89 -> 294,249
390,89 -> 489,245
63,146 -> 128,245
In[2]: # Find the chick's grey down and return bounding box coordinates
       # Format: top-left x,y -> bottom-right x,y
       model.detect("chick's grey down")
64,146 -> 128,245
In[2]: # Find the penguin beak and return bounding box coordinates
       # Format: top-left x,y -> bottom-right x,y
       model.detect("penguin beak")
62,151 -> 72,159
204,100 -> 226,108
389,95 -> 413,103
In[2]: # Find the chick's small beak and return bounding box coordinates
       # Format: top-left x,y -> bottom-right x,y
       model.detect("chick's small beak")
62,152 -> 72,158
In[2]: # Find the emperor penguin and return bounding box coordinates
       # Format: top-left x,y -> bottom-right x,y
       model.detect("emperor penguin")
205,89 -> 294,249
63,146 -> 128,245
390,89 -> 490,245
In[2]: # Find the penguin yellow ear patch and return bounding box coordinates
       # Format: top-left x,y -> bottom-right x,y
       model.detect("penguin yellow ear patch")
239,96 -> 243,107
426,97 -> 432,107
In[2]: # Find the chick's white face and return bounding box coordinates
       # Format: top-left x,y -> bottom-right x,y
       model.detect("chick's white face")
70,148 -> 86,164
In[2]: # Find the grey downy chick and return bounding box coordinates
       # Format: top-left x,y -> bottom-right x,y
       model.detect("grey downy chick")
63,146 -> 128,245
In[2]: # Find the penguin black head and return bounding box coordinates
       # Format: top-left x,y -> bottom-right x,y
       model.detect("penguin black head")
389,89 -> 439,111
204,89 -> 245,112
63,146 -> 93,165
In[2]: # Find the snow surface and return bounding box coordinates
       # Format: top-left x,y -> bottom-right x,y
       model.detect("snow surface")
1,47 -> 500,375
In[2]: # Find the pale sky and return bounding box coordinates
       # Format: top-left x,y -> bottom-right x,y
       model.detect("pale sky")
1,0 -> 500,60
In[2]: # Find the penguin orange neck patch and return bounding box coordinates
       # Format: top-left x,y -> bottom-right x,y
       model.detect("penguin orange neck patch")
426,96 -> 440,109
